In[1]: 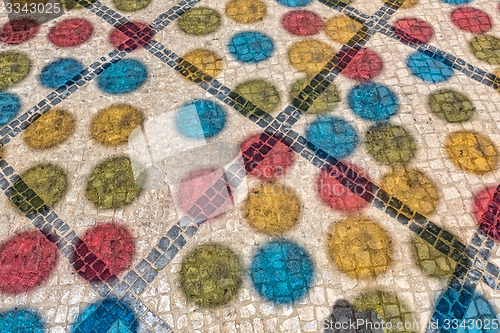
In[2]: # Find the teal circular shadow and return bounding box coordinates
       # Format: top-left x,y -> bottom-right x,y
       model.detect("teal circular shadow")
407,52 -> 454,83
306,116 -> 358,159
251,239 -> 314,304
175,100 -> 227,139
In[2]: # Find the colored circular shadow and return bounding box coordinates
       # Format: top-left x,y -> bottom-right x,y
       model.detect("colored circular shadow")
235,79 -> 280,114
325,15 -> 365,44
0,309 -> 45,332
23,109 -> 75,149
470,35 -> 500,65
182,49 -> 224,79
240,133 -> 295,180
39,58 -> 83,89
277,0 -> 313,7
348,82 -> 399,122
228,31 -> 275,63
290,77 -> 340,114
317,163 -> 371,212
380,167 -> 440,216
71,299 -> 138,332
250,239 -> 314,304
113,0 -> 151,12
226,0 -> 267,24
109,22 -> 153,52
0,93 -> 20,126
86,157 -> 144,209
393,17 -> 434,44
0,19 -> 39,45
178,7 -> 221,36
48,18 -> 93,47
455,293 -> 499,333
451,7 -> 492,34
244,183 -> 301,235
411,235 -> 456,279
472,186 -> 496,225
432,292 -> 499,333
353,290 -> 415,332
306,116 -> 358,159
407,52 -> 454,83
288,40 -> 334,75
21,164 -> 68,208
175,168 -> 233,219
439,0 -> 472,4
328,215 -> 393,280
73,222 -> 134,281
445,131 -> 498,174
428,89 -> 475,123
342,48 -> 383,82
0,52 -> 31,90
365,123 -> 416,166
176,100 -> 226,139
97,59 -> 147,94
180,243 -> 243,308
91,104 -> 144,146
0,230 -> 58,294
282,10 -> 322,36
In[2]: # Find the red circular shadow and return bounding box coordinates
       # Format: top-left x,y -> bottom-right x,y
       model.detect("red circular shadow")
451,7 -> 492,34
73,222 -> 134,282
317,163 -> 371,213
109,22 -> 153,51
0,230 -> 58,294
282,10 -> 323,36
241,133 -> 295,181
0,18 -> 39,45
176,168 -> 234,220
393,17 -> 434,44
342,48 -> 383,82
49,18 -> 94,47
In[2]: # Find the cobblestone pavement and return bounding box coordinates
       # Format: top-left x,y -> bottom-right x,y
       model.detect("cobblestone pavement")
2,0 -> 500,332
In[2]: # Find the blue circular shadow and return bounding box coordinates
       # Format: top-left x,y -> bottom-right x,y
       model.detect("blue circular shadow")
251,239 -> 314,304
176,99 -> 227,139
97,59 -> 148,94
306,116 -> 358,159
0,308 -> 45,332
40,58 -> 83,89
0,93 -> 20,126
348,82 -> 399,122
72,299 -> 138,333
407,52 -> 454,83
277,0 -> 314,7
228,31 -> 275,63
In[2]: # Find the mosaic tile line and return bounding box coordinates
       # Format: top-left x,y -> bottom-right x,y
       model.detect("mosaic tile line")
427,187 -> 500,332
0,0 -> 200,148
320,0 -> 500,91
141,41 -> 500,294
0,158 -> 171,332
0,50 -> 126,148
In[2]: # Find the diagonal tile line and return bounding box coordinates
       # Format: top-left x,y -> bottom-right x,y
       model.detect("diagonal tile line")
138,40 -> 500,292
0,158 -> 170,332
320,0 -> 500,91
427,231 -> 497,332
272,0 -> 404,128
427,187 -> 500,332
0,0 -> 201,148
0,50 -> 126,148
